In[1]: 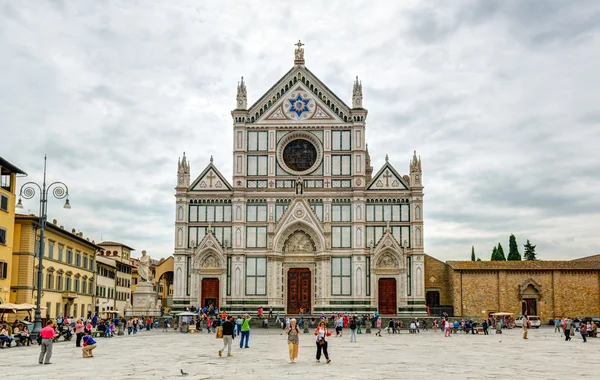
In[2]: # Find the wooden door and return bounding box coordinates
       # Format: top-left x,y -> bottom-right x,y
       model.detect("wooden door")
378,278 -> 397,315
287,268 -> 311,314
201,278 -> 219,309
426,290 -> 440,307
522,299 -> 537,316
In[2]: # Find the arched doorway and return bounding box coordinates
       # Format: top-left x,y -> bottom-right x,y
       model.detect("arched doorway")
519,279 -> 541,316
378,278 -> 397,315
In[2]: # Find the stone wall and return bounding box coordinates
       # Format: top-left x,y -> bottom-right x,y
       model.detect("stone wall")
447,268 -> 600,322
423,255 -> 451,306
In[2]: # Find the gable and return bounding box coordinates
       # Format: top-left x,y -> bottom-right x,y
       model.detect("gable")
256,82 -> 347,124
190,163 -> 232,192
248,67 -> 352,124
367,162 -> 408,190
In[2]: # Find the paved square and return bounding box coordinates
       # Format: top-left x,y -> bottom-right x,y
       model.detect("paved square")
2,326 -> 597,379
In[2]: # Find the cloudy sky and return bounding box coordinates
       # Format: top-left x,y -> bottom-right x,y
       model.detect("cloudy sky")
2,0 -> 599,261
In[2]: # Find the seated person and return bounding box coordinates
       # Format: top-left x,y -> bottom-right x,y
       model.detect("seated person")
0,325 -> 13,348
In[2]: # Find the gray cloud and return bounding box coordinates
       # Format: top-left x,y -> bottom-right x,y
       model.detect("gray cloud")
2,0 -> 599,261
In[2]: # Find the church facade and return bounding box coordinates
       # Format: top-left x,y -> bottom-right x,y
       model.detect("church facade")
172,43 -> 426,315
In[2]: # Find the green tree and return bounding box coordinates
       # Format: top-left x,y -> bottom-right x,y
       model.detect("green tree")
491,245 -> 498,260
471,246 -> 476,261
496,243 -> 506,260
507,234 -> 521,261
523,240 -> 537,260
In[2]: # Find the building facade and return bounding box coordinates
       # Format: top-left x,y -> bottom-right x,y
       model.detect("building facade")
172,43 -> 426,315
97,242 -> 133,316
0,157 -> 26,304
12,215 -> 98,319
424,255 -> 600,322
95,255 -> 117,317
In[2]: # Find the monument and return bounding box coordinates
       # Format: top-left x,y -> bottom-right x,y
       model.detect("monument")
125,250 -> 161,317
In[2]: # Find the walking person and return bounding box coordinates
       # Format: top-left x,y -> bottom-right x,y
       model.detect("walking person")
75,318 -> 85,347
554,318 -> 561,333
39,320 -> 56,364
522,315 -> 529,339
564,318 -> 572,341
239,313 -> 251,348
444,318 -> 451,337
580,322 -> 587,343
286,318 -> 300,363
314,320 -> 331,364
218,316 -> 235,357
82,331 -> 97,358
349,317 -> 357,342
375,316 -> 382,337
482,319 -> 489,335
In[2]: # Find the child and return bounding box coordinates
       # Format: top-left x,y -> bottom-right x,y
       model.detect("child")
82,332 -> 97,358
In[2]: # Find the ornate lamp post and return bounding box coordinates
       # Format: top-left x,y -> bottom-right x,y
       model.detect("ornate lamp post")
16,155 -> 70,339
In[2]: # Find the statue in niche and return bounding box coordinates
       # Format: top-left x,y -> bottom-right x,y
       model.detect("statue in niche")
283,231 -> 315,253
296,177 -> 303,195
377,255 -> 397,268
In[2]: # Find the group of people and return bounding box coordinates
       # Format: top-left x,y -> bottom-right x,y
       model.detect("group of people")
0,322 -> 32,348
559,317 -> 597,343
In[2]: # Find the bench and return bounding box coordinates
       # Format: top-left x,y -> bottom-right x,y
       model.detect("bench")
91,328 -> 102,338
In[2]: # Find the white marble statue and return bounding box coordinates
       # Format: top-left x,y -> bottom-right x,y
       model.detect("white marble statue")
139,250 -> 152,282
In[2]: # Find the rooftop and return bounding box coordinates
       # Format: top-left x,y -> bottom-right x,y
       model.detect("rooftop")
15,213 -> 102,250
447,260 -> 600,271
98,241 -> 135,251
0,156 -> 27,175
572,253 -> 600,262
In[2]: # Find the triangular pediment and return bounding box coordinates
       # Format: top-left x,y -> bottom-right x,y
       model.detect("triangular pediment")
272,198 -> 326,252
189,162 -> 232,192
248,66 -> 352,124
367,161 -> 409,190
256,82 -> 347,124
373,231 -> 404,256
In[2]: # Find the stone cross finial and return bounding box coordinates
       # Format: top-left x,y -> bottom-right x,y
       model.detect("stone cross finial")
294,40 -> 305,63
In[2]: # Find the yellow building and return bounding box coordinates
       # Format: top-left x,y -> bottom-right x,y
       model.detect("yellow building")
11,215 -> 100,319
0,157 -> 26,304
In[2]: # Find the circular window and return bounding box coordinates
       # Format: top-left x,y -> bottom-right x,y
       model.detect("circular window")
282,139 -> 317,172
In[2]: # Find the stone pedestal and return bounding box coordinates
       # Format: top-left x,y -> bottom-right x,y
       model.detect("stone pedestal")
125,282 -> 161,318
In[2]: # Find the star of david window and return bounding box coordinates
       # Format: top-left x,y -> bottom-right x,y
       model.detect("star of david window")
282,139 -> 317,172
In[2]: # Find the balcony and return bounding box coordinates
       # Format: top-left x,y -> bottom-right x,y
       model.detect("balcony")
62,291 -> 77,299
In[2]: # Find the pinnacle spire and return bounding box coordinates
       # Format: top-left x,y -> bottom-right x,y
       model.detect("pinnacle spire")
210,155 -> 213,164
352,75 -> 363,108
294,40 -> 305,64
236,76 -> 247,109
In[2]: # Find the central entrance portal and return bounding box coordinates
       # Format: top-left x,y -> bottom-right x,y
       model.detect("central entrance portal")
378,278 -> 397,315
201,278 -> 219,309
287,268 -> 311,314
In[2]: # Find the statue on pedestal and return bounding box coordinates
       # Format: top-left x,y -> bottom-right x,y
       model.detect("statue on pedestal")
139,250 -> 152,282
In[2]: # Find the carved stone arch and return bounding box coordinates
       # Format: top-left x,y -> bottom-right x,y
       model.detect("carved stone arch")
373,247 -> 405,272
192,248 -> 224,270
376,251 -> 399,269
519,278 -> 542,300
282,230 -> 316,253
275,221 -> 325,252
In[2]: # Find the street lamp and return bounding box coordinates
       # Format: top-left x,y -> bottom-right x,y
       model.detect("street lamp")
16,155 -> 70,339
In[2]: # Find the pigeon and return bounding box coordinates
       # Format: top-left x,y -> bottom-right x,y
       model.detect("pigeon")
180,369 -> 188,376
499,340 -> 502,343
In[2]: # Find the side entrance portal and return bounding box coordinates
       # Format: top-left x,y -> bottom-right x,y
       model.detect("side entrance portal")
378,278 -> 397,315
201,278 -> 219,309
287,268 -> 311,314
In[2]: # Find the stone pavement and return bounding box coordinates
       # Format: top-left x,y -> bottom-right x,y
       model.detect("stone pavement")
1,326 -> 597,379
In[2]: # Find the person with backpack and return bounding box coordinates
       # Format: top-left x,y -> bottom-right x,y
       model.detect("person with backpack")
82,331 -> 97,358
286,318 -> 300,363
349,317 -> 357,342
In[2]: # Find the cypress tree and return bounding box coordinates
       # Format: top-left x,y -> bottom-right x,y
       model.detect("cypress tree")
507,234 -> 521,260
491,245 -> 498,261
497,243 -> 506,261
524,240 -> 537,260
471,246 -> 476,261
